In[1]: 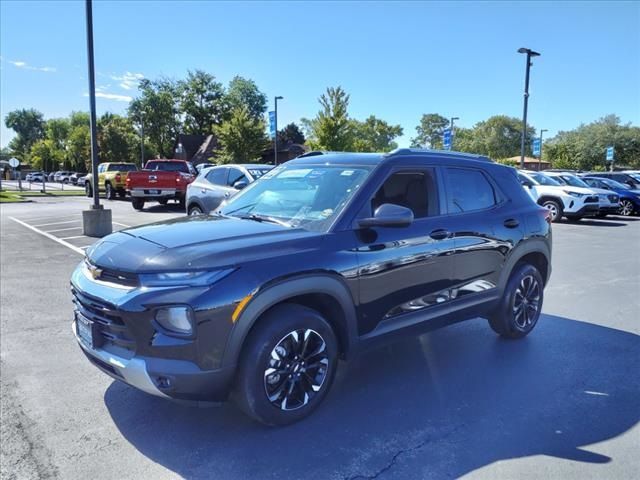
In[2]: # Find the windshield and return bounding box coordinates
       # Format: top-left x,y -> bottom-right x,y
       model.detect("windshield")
109,164 -> 137,172
220,165 -> 371,231
529,172 -> 562,186
601,178 -> 631,189
559,174 -> 590,188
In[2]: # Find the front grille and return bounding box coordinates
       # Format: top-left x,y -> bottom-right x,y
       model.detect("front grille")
585,196 -> 599,203
72,288 -> 136,356
608,194 -> 619,203
85,260 -> 139,288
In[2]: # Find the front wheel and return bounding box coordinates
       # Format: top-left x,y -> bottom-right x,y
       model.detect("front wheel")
85,183 -> 92,197
131,197 -> 145,210
188,205 -> 203,216
541,200 -> 562,223
488,263 -> 544,339
619,199 -> 635,217
234,304 -> 338,426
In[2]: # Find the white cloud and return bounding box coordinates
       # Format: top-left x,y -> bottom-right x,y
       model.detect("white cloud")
83,92 -> 132,102
109,71 -> 144,90
7,59 -> 56,72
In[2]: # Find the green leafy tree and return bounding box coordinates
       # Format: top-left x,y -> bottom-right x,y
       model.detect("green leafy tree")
129,78 -> 180,158
67,112 -> 91,171
410,113 -> 450,149
352,115 -> 403,152
302,86 -> 353,151
98,113 -> 138,165
226,76 -> 267,121
178,70 -> 226,134
277,122 -> 306,146
4,108 -> 46,162
213,106 -> 269,164
453,115 -> 536,160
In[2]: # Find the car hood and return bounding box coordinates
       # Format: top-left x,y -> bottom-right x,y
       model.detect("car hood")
86,215 -> 321,272
537,185 -> 595,195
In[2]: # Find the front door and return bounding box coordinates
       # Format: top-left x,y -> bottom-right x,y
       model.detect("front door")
354,167 -> 458,336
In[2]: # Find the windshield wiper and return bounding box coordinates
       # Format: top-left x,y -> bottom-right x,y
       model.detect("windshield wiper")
237,213 -> 291,227
223,202 -> 258,215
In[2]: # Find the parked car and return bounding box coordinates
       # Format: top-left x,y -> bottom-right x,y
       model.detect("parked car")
126,159 -> 196,210
544,171 -> 619,218
48,171 -> 57,182
85,162 -> 138,200
186,164 -> 273,215
54,171 -> 71,182
581,176 -> 640,216
518,170 -> 599,222
69,172 -> 85,185
76,174 -> 89,187
585,172 -> 640,189
72,149 -> 552,425
30,172 -> 46,182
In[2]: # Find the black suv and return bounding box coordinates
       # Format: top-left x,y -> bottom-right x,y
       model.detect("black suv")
72,149 -> 552,425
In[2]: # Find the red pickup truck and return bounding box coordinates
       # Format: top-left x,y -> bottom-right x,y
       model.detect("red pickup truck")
126,159 -> 196,210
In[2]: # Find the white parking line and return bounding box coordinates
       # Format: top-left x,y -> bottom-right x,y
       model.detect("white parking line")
59,235 -> 88,240
9,217 -> 84,255
113,222 -> 131,228
32,220 -> 81,227
46,226 -> 84,233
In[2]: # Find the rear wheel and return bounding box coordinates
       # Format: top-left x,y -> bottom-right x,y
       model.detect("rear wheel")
131,198 -> 145,210
105,182 -> 116,200
541,200 -> 562,223
619,199 -> 634,216
488,263 -> 544,339
234,304 -> 338,426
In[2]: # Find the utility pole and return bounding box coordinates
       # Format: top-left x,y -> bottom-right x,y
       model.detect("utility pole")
518,47 -> 541,169
274,96 -> 283,165
139,120 -> 145,167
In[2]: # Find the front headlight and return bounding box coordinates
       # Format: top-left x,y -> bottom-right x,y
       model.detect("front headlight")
563,190 -> 585,198
155,306 -> 195,335
139,268 -> 234,287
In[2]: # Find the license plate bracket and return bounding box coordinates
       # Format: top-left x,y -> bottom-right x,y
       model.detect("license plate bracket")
76,312 -> 95,349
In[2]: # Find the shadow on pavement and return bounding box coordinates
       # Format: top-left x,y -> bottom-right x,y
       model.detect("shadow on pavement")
559,219 -> 628,227
104,315 -> 640,479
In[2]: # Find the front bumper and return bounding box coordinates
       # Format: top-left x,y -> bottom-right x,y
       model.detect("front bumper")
598,205 -> 621,214
565,203 -> 599,217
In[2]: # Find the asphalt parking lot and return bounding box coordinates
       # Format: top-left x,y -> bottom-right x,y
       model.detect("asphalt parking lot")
1,196 -> 639,480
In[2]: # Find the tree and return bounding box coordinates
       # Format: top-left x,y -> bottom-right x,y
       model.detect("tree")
66,112 -> 91,171
4,108 -> 45,162
129,78 -> 180,158
302,86 -> 353,151
226,76 -> 267,121
277,122 -> 305,146
213,106 -> 269,164
98,113 -> 138,164
410,113 -> 449,149
452,115 -> 536,159
178,70 -> 226,134
352,115 -> 403,152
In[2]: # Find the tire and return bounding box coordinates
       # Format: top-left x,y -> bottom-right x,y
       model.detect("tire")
105,182 -> 116,200
619,199 -> 634,217
488,263 -> 544,339
234,303 -> 338,426
541,200 -> 562,223
188,204 -> 203,216
131,197 -> 145,210
85,183 -> 92,197
158,198 -> 169,206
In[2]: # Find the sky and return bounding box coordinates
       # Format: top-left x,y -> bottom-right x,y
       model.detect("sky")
1,0 -> 639,149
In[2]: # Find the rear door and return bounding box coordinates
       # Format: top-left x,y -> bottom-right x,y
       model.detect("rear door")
202,167 -> 229,212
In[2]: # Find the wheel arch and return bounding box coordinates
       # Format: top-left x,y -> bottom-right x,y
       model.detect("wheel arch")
499,240 -> 551,291
537,195 -> 564,208
223,274 -> 359,369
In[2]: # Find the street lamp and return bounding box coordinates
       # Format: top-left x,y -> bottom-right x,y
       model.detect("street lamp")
450,116 -> 459,149
274,96 -> 283,165
517,47 -> 541,169
538,128 -> 548,171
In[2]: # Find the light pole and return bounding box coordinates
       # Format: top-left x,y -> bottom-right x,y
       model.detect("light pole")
538,128 -> 548,171
139,119 -> 145,166
274,96 -> 283,165
517,47 -> 541,169
450,116 -> 459,150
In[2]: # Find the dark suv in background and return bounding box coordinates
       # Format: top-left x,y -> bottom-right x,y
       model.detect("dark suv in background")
71,149 -> 552,425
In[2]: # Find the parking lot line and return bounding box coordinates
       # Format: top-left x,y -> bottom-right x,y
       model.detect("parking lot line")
9,217 -> 84,255
46,226 -> 84,233
113,222 -> 131,228
59,235 -> 88,240
32,220 -> 81,228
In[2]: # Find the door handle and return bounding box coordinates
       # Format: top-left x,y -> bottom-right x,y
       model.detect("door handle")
429,229 -> 450,240
504,218 -> 520,228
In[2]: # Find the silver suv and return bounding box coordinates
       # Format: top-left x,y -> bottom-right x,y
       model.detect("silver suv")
185,164 -> 273,215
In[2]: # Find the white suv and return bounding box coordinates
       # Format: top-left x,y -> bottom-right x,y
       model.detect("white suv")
518,170 -> 599,222
544,171 -> 620,218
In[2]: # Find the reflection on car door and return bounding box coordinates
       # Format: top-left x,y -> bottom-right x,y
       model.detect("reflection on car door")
203,167 -> 229,212
355,167 -> 458,336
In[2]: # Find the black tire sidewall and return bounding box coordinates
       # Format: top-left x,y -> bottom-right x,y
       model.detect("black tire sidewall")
235,303 -> 338,426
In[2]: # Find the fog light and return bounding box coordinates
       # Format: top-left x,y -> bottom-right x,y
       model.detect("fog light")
155,307 -> 194,335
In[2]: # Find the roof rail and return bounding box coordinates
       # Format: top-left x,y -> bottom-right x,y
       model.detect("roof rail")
384,148 -> 493,162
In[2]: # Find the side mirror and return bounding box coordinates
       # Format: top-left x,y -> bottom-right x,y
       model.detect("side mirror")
233,180 -> 248,190
358,203 -> 414,228
520,179 -> 533,188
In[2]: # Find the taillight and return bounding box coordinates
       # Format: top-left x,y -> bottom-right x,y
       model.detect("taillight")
176,175 -> 181,183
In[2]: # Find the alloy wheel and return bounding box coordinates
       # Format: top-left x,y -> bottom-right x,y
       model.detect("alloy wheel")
619,200 -> 634,216
513,275 -> 541,329
543,202 -> 559,221
264,329 -> 329,411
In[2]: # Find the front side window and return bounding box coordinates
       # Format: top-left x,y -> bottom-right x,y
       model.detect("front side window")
529,172 -> 562,186
445,168 -> 497,213
371,170 -> 438,218
227,168 -> 247,186
559,174 -> 590,188
220,165 -> 371,231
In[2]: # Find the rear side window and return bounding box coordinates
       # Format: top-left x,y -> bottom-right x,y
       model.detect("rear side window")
227,168 -> 247,186
445,168 -> 497,213
146,161 -> 189,173
206,168 -> 227,185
